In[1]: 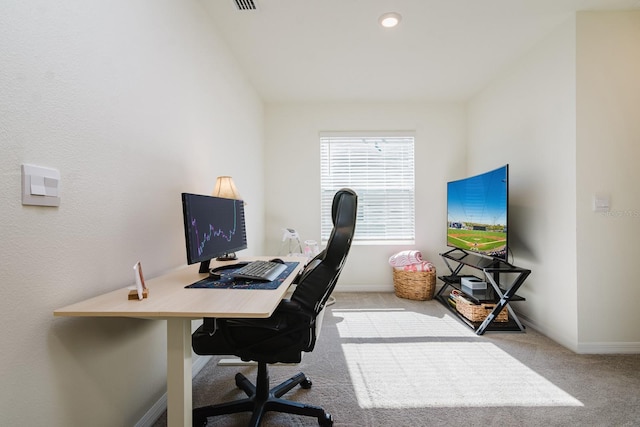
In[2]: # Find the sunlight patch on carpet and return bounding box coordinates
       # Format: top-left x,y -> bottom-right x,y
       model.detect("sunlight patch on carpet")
334,309 -> 584,409
333,308 -> 478,338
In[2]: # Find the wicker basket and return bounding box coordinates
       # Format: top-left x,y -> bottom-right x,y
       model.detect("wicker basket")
393,269 -> 436,301
455,295 -> 508,322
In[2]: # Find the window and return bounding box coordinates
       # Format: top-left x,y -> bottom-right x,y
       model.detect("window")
320,132 -> 415,244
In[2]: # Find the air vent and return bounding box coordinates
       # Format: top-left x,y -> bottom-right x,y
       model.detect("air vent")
232,0 -> 258,11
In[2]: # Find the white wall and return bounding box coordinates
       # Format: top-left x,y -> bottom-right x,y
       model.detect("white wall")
575,11 -> 640,352
264,102 -> 467,289
0,1 -> 264,425
467,18 -> 579,349
468,11 -> 640,353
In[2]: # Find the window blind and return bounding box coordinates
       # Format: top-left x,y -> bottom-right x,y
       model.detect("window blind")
320,134 -> 415,243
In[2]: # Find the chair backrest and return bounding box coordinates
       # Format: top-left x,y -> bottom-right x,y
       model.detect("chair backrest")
291,188 -> 357,315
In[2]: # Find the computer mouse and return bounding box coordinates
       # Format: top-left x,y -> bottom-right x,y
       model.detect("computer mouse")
269,258 -> 285,264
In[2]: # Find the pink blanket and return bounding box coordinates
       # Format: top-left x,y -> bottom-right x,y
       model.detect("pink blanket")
399,261 -> 434,272
388,250 -> 422,267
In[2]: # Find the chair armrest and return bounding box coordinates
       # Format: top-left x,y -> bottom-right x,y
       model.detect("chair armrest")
217,299 -> 313,331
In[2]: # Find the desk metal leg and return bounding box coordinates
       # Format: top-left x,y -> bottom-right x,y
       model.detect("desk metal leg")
167,318 -> 192,427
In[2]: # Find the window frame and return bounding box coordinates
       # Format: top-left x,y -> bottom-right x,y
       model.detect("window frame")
320,131 -> 416,245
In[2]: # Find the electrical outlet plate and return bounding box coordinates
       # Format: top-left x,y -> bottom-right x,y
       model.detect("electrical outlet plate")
593,193 -> 610,213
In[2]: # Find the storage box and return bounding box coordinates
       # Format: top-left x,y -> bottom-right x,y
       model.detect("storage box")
393,269 -> 436,301
454,294 -> 508,322
461,276 -> 487,290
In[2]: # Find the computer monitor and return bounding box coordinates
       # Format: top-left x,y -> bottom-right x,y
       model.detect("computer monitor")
181,193 -> 248,273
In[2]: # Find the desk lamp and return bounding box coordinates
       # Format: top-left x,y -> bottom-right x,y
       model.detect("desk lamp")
212,176 -> 242,201
211,176 -> 244,261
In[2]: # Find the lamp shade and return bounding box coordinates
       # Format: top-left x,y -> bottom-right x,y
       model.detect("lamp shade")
212,176 -> 242,200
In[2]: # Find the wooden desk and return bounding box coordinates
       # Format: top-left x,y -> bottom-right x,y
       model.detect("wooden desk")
54,256 -> 305,427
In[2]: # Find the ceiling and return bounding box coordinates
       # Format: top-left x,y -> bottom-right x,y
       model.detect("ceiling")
202,0 -> 640,103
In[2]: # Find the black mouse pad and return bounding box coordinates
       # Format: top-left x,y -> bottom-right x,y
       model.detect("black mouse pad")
185,262 -> 299,289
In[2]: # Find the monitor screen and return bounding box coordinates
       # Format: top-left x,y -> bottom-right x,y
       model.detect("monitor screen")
446,165 -> 509,261
181,193 -> 247,271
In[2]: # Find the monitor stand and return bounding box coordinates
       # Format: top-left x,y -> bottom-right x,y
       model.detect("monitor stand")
198,253 -> 238,274
199,260 -> 211,274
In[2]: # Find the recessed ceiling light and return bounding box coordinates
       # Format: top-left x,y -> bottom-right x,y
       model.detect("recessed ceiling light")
379,12 -> 401,28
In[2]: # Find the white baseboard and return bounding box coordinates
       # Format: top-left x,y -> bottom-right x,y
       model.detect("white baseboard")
335,284 -> 448,293
335,284 -> 394,292
134,355 -> 212,427
576,341 -> 640,354
503,311 -> 640,354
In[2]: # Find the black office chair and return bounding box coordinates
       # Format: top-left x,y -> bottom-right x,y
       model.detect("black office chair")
191,188 -> 357,427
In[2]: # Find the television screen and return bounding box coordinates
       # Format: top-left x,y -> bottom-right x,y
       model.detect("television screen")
181,193 -> 248,271
446,165 -> 508,261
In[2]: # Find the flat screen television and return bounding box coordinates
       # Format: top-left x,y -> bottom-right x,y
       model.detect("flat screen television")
446,165 -> 509,261
181,193 -> 248,273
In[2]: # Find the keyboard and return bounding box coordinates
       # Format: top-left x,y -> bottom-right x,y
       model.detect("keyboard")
230,260 -> 287,282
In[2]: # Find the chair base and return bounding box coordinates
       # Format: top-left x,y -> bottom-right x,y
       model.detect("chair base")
192,362 -> 333,427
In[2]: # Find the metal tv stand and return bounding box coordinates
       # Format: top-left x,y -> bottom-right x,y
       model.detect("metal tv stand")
436,248 -> 531,335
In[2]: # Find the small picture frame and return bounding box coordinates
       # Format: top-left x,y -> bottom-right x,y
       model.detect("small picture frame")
128,261 -> 149,300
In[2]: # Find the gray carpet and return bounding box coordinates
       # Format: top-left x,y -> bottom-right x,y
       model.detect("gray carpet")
153,292 -> 640,426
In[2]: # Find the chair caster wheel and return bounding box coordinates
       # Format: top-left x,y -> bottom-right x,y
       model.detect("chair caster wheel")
318,412 -> 333,426
193,415 -> 207,427
301,377 -> 313,389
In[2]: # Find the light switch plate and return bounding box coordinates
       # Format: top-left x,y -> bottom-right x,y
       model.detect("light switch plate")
21,164 -> 61,207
